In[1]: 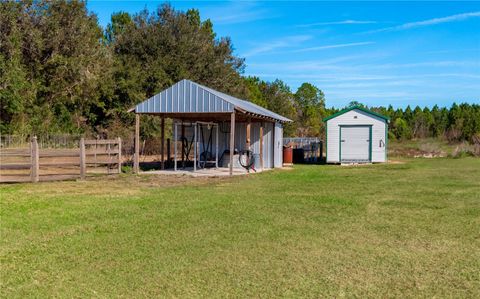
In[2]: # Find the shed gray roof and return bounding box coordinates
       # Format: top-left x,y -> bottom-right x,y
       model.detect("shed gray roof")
134,79 -> 291,122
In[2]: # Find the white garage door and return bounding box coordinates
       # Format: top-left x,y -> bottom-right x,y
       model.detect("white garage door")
340,126 -> 371,163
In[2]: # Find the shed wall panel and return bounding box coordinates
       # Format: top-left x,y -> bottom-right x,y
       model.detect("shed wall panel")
263,122 -> 274,168
173,121 -> 276,169
274,122 -> 283,168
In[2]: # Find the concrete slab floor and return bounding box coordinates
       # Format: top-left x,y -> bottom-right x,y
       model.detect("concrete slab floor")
139,167 -> 267,177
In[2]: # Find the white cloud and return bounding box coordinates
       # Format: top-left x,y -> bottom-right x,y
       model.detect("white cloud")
247,73 -> 480,82
202,2 -> 275,25
289,41 -> 375,53
361,60 -> 479,69
242,35 -> 312,57
248,59 -> 478,75
366,11 -> 480,33
212,9 -> 270,25
296,20 -> 377,28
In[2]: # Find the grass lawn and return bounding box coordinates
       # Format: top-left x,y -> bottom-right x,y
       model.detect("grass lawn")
1,158 -> 479,297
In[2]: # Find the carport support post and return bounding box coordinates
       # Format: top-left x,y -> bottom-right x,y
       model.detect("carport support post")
181,123 -> 185,169
174,122 -> 177,172
246,118 -> 251,150
134,114 -> 140,173
229,112 -> 235,176
161,115 -> 165,170
259,123 -> 264,171
246,118 -> 251,173
215,123 -> 219,169
193,123 -> 197,172
167,139 -> 170,167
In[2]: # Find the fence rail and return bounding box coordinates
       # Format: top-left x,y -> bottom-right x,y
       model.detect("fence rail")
0,137 -> 122,183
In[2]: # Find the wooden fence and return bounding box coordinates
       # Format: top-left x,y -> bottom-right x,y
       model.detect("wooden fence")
0,137 -> 122,183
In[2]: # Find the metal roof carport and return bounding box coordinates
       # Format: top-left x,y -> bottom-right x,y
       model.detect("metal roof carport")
130,79 -> 291,175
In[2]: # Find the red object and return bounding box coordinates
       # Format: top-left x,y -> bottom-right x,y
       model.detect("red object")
283,146 -> 293,164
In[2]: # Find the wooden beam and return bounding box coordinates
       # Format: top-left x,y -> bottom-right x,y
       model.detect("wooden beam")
80,138 -> 86,179
229,112 -> 235,176
193,123 -> 197,172
117,137 -> 122,174
174,123 -> 178,171
246,118 -> 251,174
167,138 -> 171,167
161,116 -> 165,170
272,122 -> 275,168
259,123 -> 264,171
30,136 -> 39,183
181,122 -> 185,168
215,123 -> 219,169
134,114 -> 140,173
84,139 -> 119,145
246,118 -> 251,151
136,112 -> 274,123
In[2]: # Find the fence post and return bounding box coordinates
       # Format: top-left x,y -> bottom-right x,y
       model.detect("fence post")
31,136 -> 39,183
80,138 -> 86,179
320,140 -> 323,162
117,137 -> 122,174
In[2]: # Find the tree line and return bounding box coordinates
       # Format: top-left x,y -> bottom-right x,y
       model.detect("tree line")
350,103 -> 480,143
1,1 -> 479,143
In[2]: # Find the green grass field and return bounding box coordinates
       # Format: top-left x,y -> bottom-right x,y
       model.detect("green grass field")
1,158 -> 479,297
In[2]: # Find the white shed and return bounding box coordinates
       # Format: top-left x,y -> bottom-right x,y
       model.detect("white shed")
323,106 -> 389,164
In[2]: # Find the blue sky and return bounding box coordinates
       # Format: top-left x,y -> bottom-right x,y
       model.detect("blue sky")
87,1 -> 480,108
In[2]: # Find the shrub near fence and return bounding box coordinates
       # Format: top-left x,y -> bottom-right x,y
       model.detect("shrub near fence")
0,137 -> 122,183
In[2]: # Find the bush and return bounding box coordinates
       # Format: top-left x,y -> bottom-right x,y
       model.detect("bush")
388,131 -> 396,141
445,128 -> 462,143
450,142 -> 479,158
472,133 -> 480,146
121,165 -> 133,174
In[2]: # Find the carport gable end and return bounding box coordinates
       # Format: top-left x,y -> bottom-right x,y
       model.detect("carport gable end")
131,79 -> 292,123
323,106 -> 389,164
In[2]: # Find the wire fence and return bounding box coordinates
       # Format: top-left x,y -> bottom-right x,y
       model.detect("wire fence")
284,137 -> 324,163
0,134 -> 82,149
284,137 -> 321,148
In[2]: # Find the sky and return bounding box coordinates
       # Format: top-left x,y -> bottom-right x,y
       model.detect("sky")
87,1 -> 480,108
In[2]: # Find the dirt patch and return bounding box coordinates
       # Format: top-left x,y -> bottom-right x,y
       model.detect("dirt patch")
15,173 -> 234,198
390,147 -> 446,158
387,160 -> 406,164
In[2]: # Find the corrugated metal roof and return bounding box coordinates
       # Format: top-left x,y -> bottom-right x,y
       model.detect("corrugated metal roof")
135,79 -> 234,114
196,82 -> 292,122
135,79 -> 291,122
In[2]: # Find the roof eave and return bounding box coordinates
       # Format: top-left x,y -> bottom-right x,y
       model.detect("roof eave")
323,106 -> 389,122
